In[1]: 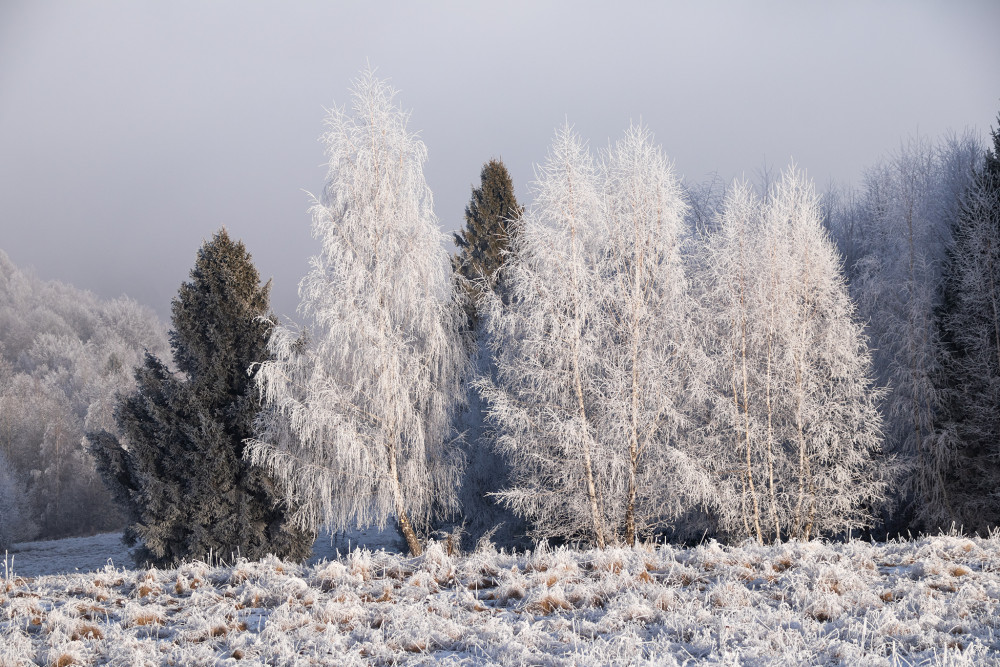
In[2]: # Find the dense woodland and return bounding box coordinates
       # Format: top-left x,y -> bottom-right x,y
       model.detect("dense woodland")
1,71 -> 997,564
0,251 -> 168,546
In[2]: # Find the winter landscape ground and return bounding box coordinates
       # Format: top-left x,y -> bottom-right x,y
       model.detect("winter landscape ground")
2,533 -> 999,665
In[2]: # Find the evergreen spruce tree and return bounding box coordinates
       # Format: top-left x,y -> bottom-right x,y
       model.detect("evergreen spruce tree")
938,116 -> 1000,532
453,159 -> 523,323
447,159 -> 527,548
88,229 -> 313,567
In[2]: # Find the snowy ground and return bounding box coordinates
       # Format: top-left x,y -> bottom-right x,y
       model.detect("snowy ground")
5,526 -> 403,579
3,535 -> 1000,665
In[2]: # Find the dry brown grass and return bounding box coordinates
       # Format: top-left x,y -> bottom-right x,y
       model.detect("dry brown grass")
655,591 -> 675,611
772,556 -> 793,573
50,655 -> 75,667
527,593 -> 572,615
129,612 -> 164,627
71,623 -> 104,640
929,581 -> 958,593
809,608 -> 833,622
361,586 -> 392,603
466,576 -> 499,590
821,578 -> 846,596
403,640 -> 428,653
604,560 -> 624,574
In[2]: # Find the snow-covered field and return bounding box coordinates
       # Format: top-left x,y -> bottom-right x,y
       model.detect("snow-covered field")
4,526 -> 403,580
2,535 -> 999,665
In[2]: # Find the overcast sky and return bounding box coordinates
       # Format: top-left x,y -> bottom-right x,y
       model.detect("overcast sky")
1,1 -> 998,321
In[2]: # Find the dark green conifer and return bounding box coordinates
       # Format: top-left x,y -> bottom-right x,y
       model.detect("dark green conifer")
453,159 -> 523,324
448,159 -> 529,548
937,114 -> 1000,533
89,229 -> 313,567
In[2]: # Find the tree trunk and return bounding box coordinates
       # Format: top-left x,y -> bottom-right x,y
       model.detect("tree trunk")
567,207 -> 606,550
387,436 -> 422,556
396,510 -> 423,557
624,307 -> 642,547
765,342 -> 779,544
738,230 -> 763,543
765,244 -> 781,544
793,375 -> 807,540
574,365 -> 606,550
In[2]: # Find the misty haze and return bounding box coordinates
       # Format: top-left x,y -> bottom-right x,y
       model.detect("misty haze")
2,2 -> 1000,664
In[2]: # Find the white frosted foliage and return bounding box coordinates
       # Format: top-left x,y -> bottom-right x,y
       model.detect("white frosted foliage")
480,124 -> 710,547
247,70 -> 465,554
700,168 -> 888,542
848,136 -> 980,529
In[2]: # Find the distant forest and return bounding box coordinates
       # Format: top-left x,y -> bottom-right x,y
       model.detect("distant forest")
2,71 -> 997,566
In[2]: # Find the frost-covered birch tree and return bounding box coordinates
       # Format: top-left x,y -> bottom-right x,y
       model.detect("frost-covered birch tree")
600,125 -> 713,545
248,71 -> 465,556
699,181 -> 767,541
767,169 -> 888,539
480,124 -> 709,547
479,125 -> 611,547
701,168 -> 887,542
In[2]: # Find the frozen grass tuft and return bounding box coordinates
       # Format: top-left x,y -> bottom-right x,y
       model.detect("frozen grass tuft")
2,535 -> 1000,664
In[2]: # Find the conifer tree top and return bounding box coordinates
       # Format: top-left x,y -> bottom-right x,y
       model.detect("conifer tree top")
169,228 -> 273,383
455,161 -> 521,274
453,158 -> 522,319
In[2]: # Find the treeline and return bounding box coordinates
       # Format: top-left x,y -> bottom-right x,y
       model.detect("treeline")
0,251 -> 168,548
242,72 -> 999,558
3,70 -> 997,562
829,131 -> 999,535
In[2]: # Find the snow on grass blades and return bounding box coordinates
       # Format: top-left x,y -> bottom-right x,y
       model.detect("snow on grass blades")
2,535 -> 999,665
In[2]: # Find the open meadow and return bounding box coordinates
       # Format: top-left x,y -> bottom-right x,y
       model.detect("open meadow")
2,534 -> 999,665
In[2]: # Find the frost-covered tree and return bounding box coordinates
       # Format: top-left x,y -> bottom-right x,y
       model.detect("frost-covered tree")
446,158 -> 527,549
847,135 -> 980,531
0,448 -> 35,551
480,124 -> 709,547
937,118 -> 1000,532
701,168 -> 888,542
479,125 -> 612,547
89,230 -> 313,567
248,70 -> 466,557
0,249 -> 168,539
699,181 -> 770,542
0,449 -> 16,551
600,125 -> 712,544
